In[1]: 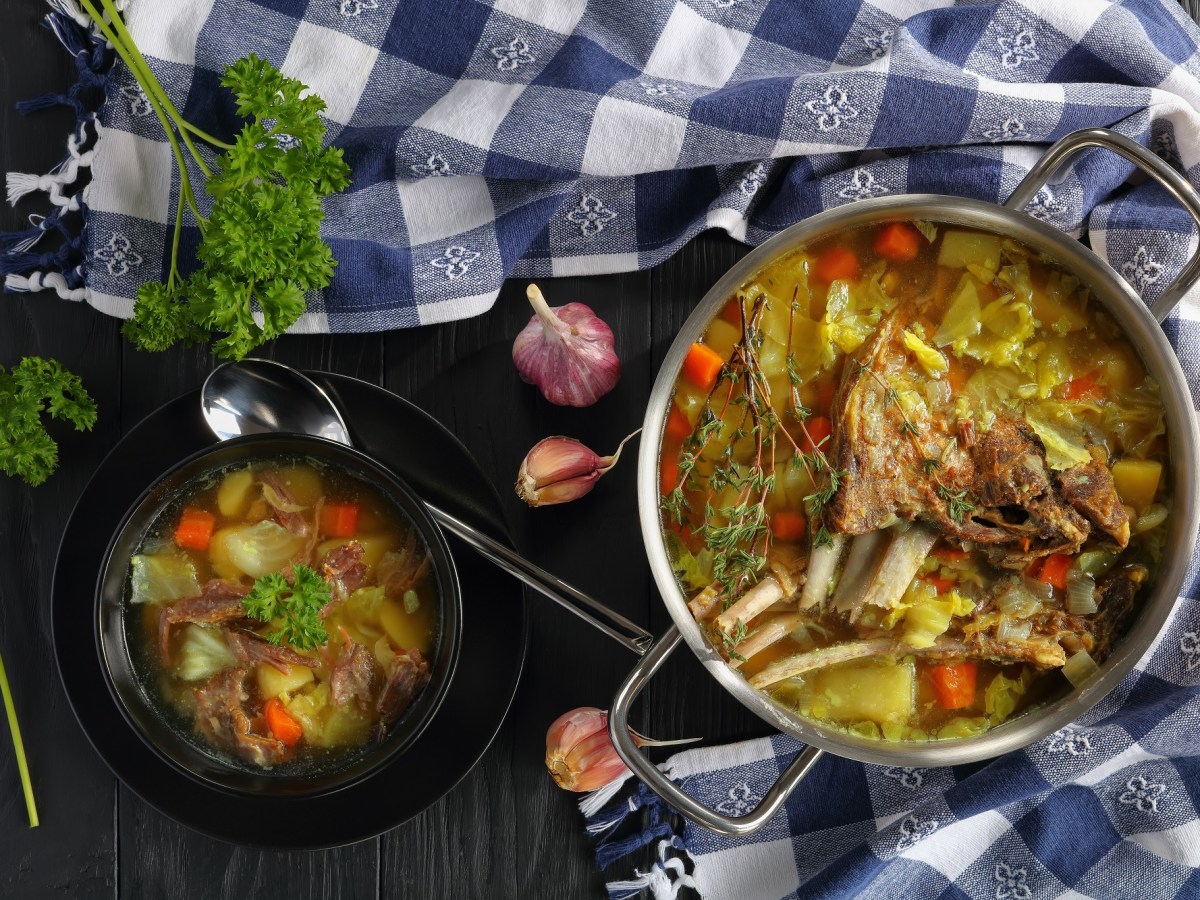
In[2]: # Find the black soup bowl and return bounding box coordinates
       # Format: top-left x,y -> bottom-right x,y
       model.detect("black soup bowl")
96,433 -> 462,797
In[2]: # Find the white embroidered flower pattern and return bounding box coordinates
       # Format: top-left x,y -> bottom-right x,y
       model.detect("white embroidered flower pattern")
566,194 -> 617,238
1121,246 -> 1163,293
639,82 -> 683,97
706,0 -> 745,7
739,162 -> 767,196
982,118 -> 1030,143
1181,632 -> 1200,671
994,862 -> 1032,900
1119,775 -> 1166,813
339,0 -> 378,17
492,37 -> 535,72
93,232 -> 143,277
274,133 -> 301,151
882,766 -> 926,789
864,29 -> 894,60
411,153 -> 451,178
805,86 -> 859,132
1046,726 -> 1092,756
715,783 -> 762,816
1027,186 -> 1067,223
120,84 -> 152,117
837,168 -> 888,201
998,27 -> 1040,69
895,815 -> 938,851
430,246 -> 479,280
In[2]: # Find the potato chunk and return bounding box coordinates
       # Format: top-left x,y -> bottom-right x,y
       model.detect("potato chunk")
217,468 -> 256,519
256,662 -> 314,699
806,661 -> 915,725
1111,458 -> 1162,513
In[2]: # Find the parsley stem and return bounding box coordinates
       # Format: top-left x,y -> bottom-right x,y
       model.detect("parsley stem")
79,0 -> 206,225
0,651 -> 38,828
167,187 -> 185,290
96,0 -> 217,176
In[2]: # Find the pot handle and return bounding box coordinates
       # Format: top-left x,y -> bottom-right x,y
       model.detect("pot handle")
608,625 -> 824,836
1004,127 -> 1200,323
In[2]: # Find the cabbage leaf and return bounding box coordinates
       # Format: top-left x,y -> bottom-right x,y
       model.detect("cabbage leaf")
175,624 -> 237,682
130,554 -> 200,605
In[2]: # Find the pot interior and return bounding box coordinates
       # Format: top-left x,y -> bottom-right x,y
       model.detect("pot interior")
96,433 -> 462,796
638,196 -> 1200,767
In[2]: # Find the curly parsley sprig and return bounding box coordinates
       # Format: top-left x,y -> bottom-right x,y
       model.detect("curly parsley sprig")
0,357 -> 97,486
79,0 -> 351,359
242,565 -> 330,651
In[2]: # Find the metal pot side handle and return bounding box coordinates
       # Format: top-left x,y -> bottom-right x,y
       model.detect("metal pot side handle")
608,626 -> 824,837
1004,127 -> 1200,323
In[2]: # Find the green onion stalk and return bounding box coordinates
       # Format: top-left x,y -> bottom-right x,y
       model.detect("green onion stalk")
0,650 -> 38,827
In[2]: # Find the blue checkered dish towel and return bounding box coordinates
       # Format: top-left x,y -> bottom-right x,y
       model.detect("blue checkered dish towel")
6,0 -> 1200,333
7,1 -> 1200,896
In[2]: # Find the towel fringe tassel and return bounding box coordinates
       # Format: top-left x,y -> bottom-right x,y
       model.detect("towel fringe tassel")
2,1 -> 111,303
604,835 -> 695,899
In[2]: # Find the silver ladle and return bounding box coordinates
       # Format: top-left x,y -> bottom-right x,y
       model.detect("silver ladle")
200,358 -> 654,656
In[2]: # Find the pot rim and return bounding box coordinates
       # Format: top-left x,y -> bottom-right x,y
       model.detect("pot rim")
95,431 -> 463,795
637,193 -> 1200,767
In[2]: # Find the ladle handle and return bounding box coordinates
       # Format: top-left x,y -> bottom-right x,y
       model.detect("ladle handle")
1004,127 -> 1200,322
608,626 -> 824,836
427,503 -> 654,656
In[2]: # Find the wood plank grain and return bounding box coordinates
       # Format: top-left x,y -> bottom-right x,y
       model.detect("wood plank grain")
0,305 -> 122,900
380,273 -> 652,898
118,800 -> 379,900
0,5 -> 121,898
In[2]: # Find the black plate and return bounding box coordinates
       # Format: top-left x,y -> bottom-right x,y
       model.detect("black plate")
52,373 -> 528,848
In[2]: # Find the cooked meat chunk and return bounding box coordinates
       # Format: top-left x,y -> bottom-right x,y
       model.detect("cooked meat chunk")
259,470 -> 311,538
825,311 -> 1128,568
193,667 -> 287,767
159,579 -> 250,661
330,640 -> 379,708
1057,451 -> 1131,547
319,541 -> 368,617
971,418 -> 1051,508
223,628 -> 320,674
377,647 -> 430,729
1088,564 -> 1149,662
377,531 -> 431,600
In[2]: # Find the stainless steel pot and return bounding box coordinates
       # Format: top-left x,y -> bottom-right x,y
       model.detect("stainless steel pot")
609,129 -> 1200,836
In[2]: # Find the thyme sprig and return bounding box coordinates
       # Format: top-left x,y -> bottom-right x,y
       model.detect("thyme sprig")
661,292 -> 846,606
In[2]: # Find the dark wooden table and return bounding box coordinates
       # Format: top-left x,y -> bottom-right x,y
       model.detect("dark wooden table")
8,2 -> 1200,897
0,5 -> 775,897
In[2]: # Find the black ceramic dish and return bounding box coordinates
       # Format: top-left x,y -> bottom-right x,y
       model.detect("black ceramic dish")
53,374 -> 528,848
97,433 -> 462,797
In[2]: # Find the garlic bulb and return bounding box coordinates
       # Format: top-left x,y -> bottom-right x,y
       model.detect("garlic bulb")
545,706 -> 698,793
546,707 -> 631,793
516,431 -> 638,507
512,283 -> 620,407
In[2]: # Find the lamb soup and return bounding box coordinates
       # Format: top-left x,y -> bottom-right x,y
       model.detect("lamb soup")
660,221 -> 1169,742
125,458 -> 438,772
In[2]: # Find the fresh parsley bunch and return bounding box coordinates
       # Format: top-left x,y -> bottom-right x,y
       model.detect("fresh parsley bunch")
242,564 -> 330,651
0,358 -> 97,486
80,0 -> 350,359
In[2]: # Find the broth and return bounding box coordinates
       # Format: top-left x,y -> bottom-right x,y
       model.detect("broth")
125,456 -> 438,770
660,221 -> 1168,742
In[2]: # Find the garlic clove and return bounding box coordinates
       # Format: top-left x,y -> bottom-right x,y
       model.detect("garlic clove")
516,431 -> 639,507
512,284 -> 620,407
545,706 -> 700,793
